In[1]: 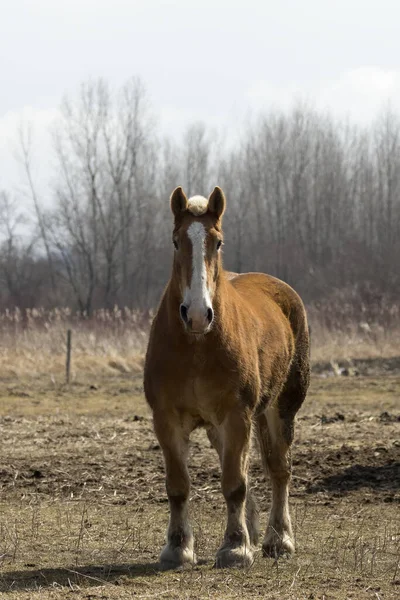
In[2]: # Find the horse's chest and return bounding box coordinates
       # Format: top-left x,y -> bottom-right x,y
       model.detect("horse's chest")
155,344 -> 244,423
178,373 -> 234,425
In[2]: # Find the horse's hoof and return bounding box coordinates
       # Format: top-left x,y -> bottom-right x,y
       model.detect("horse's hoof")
262,534 -> 295,559
159,544 -> 197,570
215,546 -> 254,569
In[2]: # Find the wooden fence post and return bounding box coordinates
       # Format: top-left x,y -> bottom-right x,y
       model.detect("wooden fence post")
66,329 -> 72,384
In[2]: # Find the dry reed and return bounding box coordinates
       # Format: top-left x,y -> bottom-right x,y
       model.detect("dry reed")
0,297 -> 398,379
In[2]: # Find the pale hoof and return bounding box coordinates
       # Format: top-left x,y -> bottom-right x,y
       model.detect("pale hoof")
262,532 -> 295,559
215,545 -> 254,569
159,543 -> 197,571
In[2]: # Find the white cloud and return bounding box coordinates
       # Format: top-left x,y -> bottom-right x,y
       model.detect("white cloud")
315,67 -> 400,121
246,67 -> 400,123
246,80 -> 304,113
0,107 -> 58,201
2,66 -> 400,208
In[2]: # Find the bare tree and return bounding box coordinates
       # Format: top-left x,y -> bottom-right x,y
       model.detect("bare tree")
17,121 -> 56,292
2,80 -> 400,313
0,191 -> 41,307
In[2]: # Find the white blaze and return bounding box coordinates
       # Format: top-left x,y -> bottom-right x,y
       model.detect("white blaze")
184,222 -> 211,308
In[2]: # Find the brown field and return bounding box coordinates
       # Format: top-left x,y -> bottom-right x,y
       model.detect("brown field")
0,359 -> 399,600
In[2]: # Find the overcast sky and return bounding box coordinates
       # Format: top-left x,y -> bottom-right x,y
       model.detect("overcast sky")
1,0 -> 400,194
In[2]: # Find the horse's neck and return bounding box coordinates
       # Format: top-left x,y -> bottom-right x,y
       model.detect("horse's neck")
213,272 -> 235,324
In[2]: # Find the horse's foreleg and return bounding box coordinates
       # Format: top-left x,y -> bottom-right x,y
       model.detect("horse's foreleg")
153,413 -> 195,569
215,410 -> 254,568
207,426 -> 259,546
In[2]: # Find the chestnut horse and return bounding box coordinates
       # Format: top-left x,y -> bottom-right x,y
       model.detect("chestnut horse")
144,187 -> 310,569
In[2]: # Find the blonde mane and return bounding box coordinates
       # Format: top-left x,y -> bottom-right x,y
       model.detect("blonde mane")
187,195 -> 208,216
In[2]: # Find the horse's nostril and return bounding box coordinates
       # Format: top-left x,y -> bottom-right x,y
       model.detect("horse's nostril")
206,307 -> 214,323
180,304 -> 188,323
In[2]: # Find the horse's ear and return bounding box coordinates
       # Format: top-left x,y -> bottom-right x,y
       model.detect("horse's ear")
170,187 -> 188,219
208,186 -> 226,219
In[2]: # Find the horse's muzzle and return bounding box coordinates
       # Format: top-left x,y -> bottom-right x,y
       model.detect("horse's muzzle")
180,303 -> 214,334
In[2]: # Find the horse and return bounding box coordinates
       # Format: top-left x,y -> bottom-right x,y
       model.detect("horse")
144,186 -> 310,569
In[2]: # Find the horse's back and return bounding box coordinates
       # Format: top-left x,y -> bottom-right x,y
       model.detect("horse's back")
226,271 -> 308,341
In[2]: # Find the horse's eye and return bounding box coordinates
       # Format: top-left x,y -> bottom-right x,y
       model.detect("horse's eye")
173,240 -> 178,250
216,240 -> 222,250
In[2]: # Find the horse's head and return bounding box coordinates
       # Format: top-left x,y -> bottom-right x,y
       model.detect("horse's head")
170,186 -> 226,335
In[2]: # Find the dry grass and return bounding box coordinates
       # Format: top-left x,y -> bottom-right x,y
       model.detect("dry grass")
0,302 -> 399,599
0,373 -> 399,599
0,308 -> 149,380
309,319 -> 400,364
0,304 -> 399,382
308,289 -> 400,363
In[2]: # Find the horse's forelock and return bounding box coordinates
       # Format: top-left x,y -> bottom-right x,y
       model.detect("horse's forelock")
187,195 -> 208,216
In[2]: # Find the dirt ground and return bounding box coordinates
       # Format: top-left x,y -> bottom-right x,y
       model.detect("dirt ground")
0,369 -> 399,599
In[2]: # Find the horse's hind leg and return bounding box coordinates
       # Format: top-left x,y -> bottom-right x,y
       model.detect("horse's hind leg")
257,360 -> 309,558
207,426 -> 259,546
153,412 -> 196,569
257,407 -> 294,557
